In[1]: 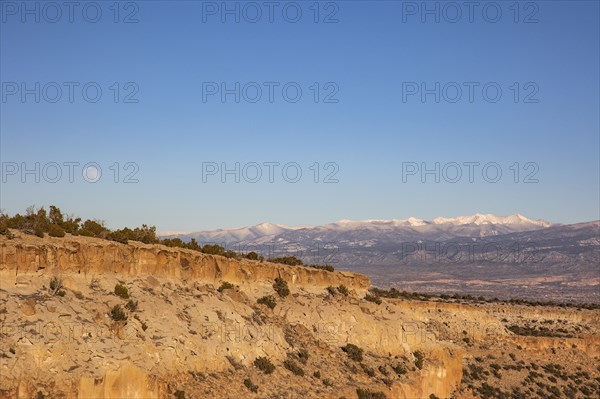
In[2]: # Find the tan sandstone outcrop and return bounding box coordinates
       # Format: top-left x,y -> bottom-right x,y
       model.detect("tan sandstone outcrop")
0,232 -> 370,294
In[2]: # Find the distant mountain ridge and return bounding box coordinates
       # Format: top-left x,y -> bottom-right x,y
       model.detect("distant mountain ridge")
161,213 -> 552,243
161,215 -> 598,302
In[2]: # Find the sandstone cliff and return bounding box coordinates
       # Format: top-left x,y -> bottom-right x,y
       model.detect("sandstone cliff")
0,232 -> 370,293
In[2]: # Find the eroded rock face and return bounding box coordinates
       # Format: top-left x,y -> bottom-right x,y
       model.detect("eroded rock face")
0,233 -> 370,293
393,347 -> 463,399
79,363 -> 165,399
509,335 -> 600,357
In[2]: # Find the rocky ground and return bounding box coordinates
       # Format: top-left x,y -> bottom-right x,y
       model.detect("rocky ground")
0,233 -> 598,398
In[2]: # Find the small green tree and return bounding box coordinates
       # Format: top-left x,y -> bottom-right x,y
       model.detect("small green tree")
391,363 -> 407,376
243,378 -> 258,393
217,281 -> 234,292
48,224 -> 65,237
365,293 -> 382,305
297,348 -> 309,364
81,219 -> 108,237
341,343 -> 364,362
33,207 -> 49,234
356,388 -> 387,399
337,285 -> 349,296
49,205 -> 64,226
186,238 -> 201,251
114,283 -> 129,299
273,277 -> 290,298
125,299 -> 138,312
49,276 -> 63,294
34,225 -> 45,238
110,304 -> 127,321
254,357 -> 275,374
268,256 -> 303,266
257,295 -> 277,310
414,350 -> 425,369
284,359 -> 304,376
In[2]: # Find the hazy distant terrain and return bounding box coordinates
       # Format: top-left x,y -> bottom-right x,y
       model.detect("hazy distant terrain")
165,215 -> 600,303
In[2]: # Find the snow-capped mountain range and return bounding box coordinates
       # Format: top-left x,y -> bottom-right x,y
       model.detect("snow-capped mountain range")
162,215 -> 599,302
160,214 -> 557,264
161,213 -> 551,243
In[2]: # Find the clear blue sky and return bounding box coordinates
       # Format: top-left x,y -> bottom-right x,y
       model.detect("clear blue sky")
1,0 -> 598,231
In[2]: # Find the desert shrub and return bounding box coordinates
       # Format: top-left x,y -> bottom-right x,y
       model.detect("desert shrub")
475,382 -> 505,398
327,286 -> 337,296
174,391 -> 185,399
223,250 -> 238,259
268,256 -> 303,266
356,388 -> 387,399
345,361 -> 358,374
429,395 -> 440,399
413,351 -> 425,369
49,276 -> 62,292
257,295 -> 277,310
182,238 -> 201,251
34,225 -> 45,238
382,378 -> 393,387
114,283 -> 129,299
110,304 -> 127,321
78,229 -> 94,237
125,299 -> 138,312
284,359 -> 304,376
57,290 -> 66,297
200,243 -> 226,255
134,314 -> 148,331
508,324 -> 570,338
107,230 -> 128,244
313,370 -> 321,378
245,251 -> 262,261
48,224 -> 65,237
243,378 -> 258,393
81,219 -> 108,237
337,285 -> 349,296
307,263 -> 334,272
297,348 -> 309,364
361,363 -> 375,377
365,293 -> 382,305
322,378 -> 333,386
273,277 -> 290,298
254,357 -> 275,374
392,363 -> 407,376
341,343 -> 364,362
217,281 -> 234,292
0,219 -> 14,239
162,238 -> 186,248
378,365 -> 389,376
74,291 -> 84,300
